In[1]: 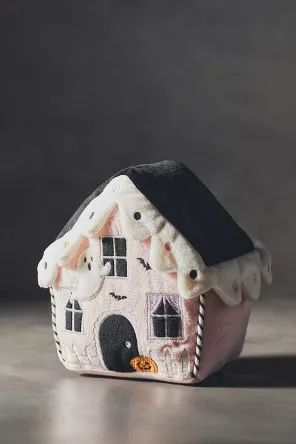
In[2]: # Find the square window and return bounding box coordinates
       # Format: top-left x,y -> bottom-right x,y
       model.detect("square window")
166,317 -> 181,337
116,258 -> 127,277
65,310 -> 72,330
152,317 -> 166,337
102,237 -> 114,256
149,294 -> 182,339
115,238 -> 126,256
101,237 -> 128,278
74,312 -> 83,332
65,299 -> 83,333
74,300 -> 81,310
104,258 -> 114,276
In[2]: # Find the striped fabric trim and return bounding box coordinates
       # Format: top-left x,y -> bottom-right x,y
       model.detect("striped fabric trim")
50,290 -> 64,361
192,294 -> 205,378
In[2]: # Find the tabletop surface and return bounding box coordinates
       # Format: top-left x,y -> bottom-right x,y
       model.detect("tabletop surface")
1,295 -> 295,444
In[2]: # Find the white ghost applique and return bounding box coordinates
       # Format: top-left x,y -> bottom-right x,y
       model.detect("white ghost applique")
64,239 -> 110,301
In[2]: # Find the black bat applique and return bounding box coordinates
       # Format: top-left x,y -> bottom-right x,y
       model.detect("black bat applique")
137,257 -> 151,271
109,292 -> 127,301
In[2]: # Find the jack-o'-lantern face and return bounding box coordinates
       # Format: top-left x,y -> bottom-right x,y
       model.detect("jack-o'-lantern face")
130,356 -> 158,373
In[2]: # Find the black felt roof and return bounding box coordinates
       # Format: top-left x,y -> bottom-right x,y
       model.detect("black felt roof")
58,160 -> 254,267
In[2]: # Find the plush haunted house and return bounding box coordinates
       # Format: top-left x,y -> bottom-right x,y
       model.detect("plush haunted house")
38,161 -> 271,384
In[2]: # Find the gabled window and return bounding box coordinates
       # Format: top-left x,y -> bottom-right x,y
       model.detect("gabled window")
148,294 -> 182,339
101,236 -> 127,278
65,299 -> 83,333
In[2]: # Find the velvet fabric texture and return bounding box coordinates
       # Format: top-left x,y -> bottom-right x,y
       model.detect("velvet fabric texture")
37,161 -> 271,384
37,209 -> 252,383
58,161 -> 254,267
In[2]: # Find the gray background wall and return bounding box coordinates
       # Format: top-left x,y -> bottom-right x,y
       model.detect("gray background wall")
1,0 -> 295,303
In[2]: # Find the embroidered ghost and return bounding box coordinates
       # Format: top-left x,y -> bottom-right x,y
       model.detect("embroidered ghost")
37,175 -> 272,305
66,239 -> 111,301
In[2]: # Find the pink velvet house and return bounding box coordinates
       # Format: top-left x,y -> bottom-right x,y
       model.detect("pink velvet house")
38,161 -> 271,384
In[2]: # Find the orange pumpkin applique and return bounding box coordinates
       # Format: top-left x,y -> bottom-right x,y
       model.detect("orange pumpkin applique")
130,356 -> 158,373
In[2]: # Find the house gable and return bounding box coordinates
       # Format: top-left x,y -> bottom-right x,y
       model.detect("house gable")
37,161 -> 271,384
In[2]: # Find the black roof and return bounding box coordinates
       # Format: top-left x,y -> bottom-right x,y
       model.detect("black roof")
58,160 -> 254,267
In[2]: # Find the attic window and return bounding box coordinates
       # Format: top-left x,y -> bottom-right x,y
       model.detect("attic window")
148,294 -> 182,339
65,299 -> 83,333
101,237 -> 127,278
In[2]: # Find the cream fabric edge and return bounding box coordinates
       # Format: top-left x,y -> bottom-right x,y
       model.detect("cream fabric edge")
37,175 -> 272,306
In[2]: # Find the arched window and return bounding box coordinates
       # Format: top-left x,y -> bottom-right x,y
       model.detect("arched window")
65,299 -> 83,333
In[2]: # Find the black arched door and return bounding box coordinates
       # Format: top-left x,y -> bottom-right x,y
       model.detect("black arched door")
99,315 -> 139,372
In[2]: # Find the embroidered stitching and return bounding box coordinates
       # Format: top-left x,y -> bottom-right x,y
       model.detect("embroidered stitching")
147,293 -> 184,341
151,298 -> 181,338
92,308 -> 129,371
109,291 -> 127,301
50,289 -> 65,361
101,236 -> 129,279
192,294 -> 205,377
137,257 -> 151,270
64,297 -> 84,334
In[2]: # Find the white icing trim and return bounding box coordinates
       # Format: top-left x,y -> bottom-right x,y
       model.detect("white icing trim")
37,175 -> 272,305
